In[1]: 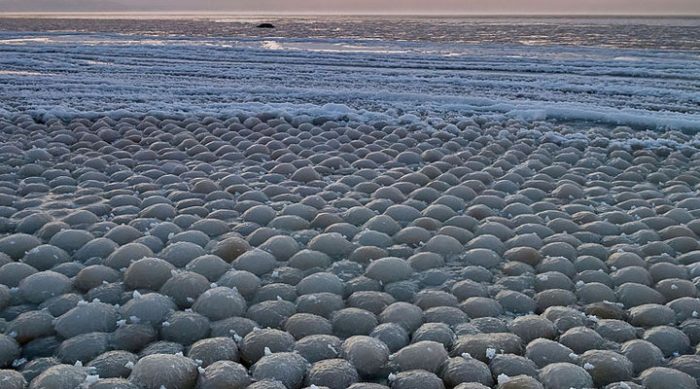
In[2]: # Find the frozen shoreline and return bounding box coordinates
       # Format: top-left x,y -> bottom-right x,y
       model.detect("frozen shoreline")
0,31 -> 698,132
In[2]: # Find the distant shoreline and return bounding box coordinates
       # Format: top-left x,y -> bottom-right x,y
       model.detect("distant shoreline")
0,12 -> 699,19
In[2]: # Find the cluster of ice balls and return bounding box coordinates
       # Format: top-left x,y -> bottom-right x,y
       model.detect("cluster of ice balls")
0,112 -> 698,389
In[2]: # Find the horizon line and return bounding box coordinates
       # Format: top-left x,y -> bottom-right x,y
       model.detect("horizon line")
2,11 -> 699,17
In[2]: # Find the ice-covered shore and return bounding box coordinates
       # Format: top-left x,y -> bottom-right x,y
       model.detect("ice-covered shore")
1,17 -> 700,389
0,31 -> 698,132
0,111 -> 700,388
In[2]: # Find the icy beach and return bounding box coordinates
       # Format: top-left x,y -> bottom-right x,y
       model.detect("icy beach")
0,15 -> 699,389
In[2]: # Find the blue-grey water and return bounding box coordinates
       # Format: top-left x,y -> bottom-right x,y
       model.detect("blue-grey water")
0,15 -> 698,50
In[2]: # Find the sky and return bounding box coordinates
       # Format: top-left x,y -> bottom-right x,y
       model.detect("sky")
1,0 -> 699,15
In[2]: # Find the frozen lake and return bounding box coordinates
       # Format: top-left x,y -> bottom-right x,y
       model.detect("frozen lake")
0,16 -> 698,131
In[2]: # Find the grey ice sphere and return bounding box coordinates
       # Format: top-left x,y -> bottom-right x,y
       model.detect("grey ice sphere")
667,355 -> 700,386
124,257 -> 175,290
331,308 -> 378,337
232,249 -> 277,276
21,244 -> 70,271
459,297 -> 503,318
18,270 -> 71,303
73,237 -> 118,263
496,375 -> 544,389
496,290 -> 536,314
440,356 -> 493,387
508,315 -> 557,344
104,242 -> 153,269
0,334 -> 20,368
159,241 -> 206,268
87,350 -> 138,378
251,352 -> 308,389
73,265 -> 121,291
643,325 -> 691,357
211,237 -> 251,263
379,302 -> 424,333
538,362 -> 593,389
413,290 -> 458,310
111,324 -> 158,353
161,311 -> 210,345
291,166 -> 321,182
306,359 -> 359,389
0,262 -> 37,288
348,291 -> 396,315
56,331 -> 110,364
390,369 -> 445,389
6,309 -> 55,343
451,333 -> 523,363
341,335 -> 390,378
639,367 -> 697,389
246,299 -> 296,329
616,283 -> 665,308
594,319 -> 637,343
129,353 -> 198,389
307,232 -> 355,259
187,337 -> 239,367
218,270 -> 261,299
365,257 -> 414,283
288,249 -> 332,271
390,341 -> 448,373
293,334 -> 342,363
628,303 -> 676,327
284,313 -> 333,339
159,270 -> 210,308
104,225 -> 143,245
370,323 -> 410,353
0,233 -> 42,260
412,322 -> 456,349
120,292 -> 177,325
489,354 -> 539,380
577,350 -> 634,387
258,235 -> 300,261
196,360 -> 250,389
192,286 -> 247,321
240,328 -> 296,364
296,272 -> 344,296
20,356 -> 59,383
186,254 -> 230,281
558,326 -> 604,354
620,339 -> 665,374
28,364 -> 87,389
0,369 -> 27,389
296,292 -> 345,319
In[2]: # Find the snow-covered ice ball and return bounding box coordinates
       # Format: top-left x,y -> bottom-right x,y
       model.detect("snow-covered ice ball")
28,364 -> 87,389
305,359 -> 359,389
340,335 -> 390,378
251,352 -> 308,389
195,360 -> 250,389
129,353 -> 198,389
187,337 -> 239,367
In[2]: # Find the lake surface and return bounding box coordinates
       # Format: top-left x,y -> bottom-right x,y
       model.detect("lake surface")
0,15 -> 698,131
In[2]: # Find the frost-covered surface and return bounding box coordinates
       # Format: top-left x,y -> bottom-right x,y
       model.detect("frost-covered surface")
0,17 -> 698,131
0,112 -> 700,388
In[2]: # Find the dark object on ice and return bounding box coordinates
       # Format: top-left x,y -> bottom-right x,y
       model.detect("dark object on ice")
257,23 -> 275,29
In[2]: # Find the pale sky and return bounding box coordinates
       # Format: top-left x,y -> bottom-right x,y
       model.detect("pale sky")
1,0 -> 699,15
